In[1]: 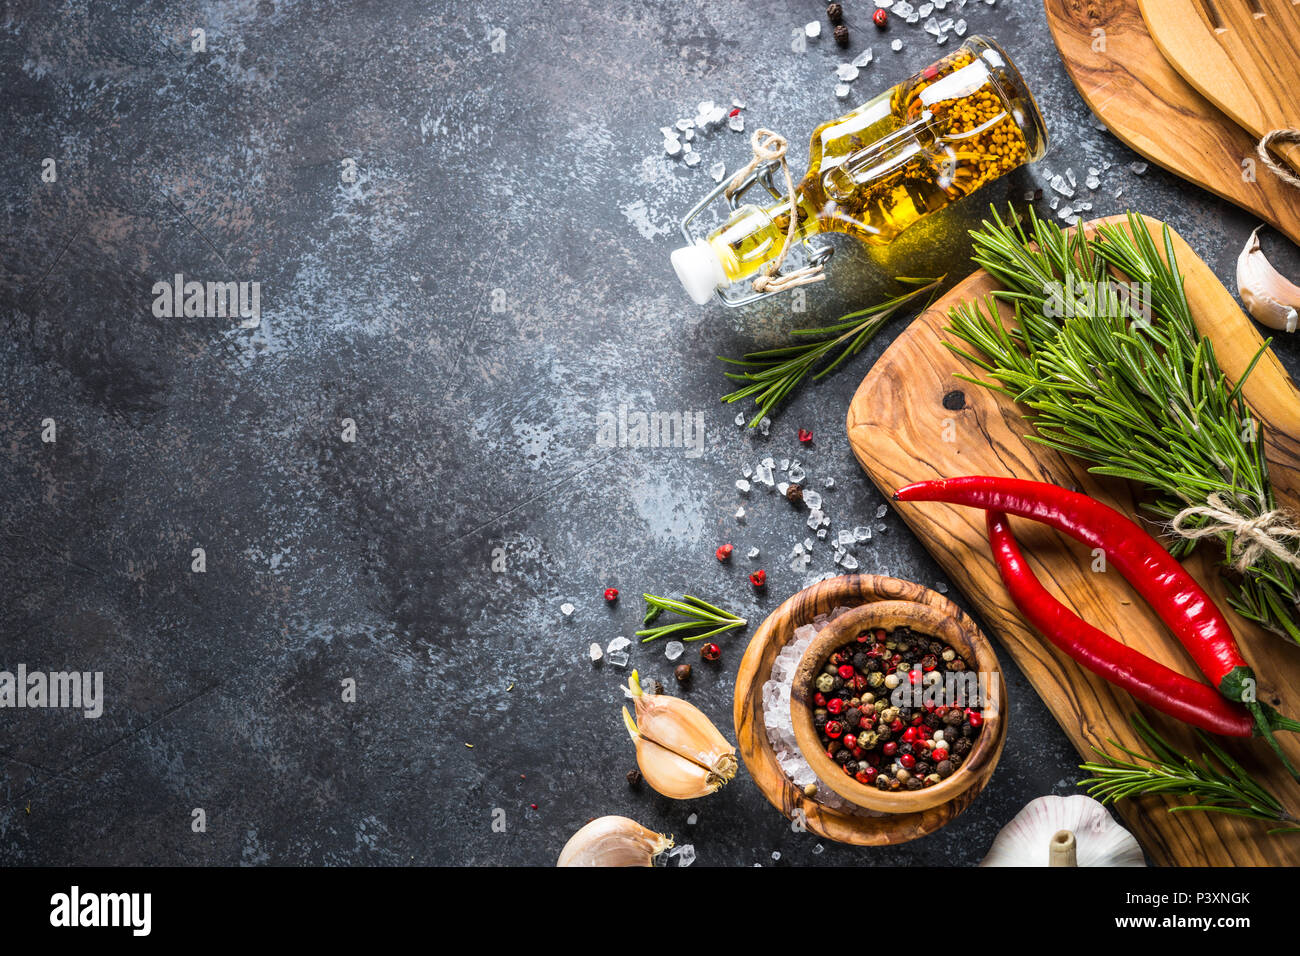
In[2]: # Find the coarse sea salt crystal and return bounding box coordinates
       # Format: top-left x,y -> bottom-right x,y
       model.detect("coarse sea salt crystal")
836,63 -> 859,82
561,603 -> 575,616
664,138 -> 681,158
729,114 -> 745,133
589,643 -> 603,662
855,525 -> 872,541
736,479 -> 751,494
838,529 -> 855,547
735,412 -> 746,427
710,162 -> 726,183
788,463 -> 806,482
665,641 -> 685,661
803,489 -> 823,511
748,547 -> 760,559
839,553 -> 859,570
806,20 -> 822,38
684,152 -> 701,168
807,509 -> 824,529
736,506 -> 746,520
835,83 -> 851,100
853,48 -> 873,68
875,504 -> 888,519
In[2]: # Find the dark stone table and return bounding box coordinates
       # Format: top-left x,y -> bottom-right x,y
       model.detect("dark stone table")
3,0 -> 1298,865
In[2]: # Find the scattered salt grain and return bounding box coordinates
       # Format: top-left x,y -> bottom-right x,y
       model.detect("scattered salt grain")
852,48 -> 874,68
824,476 -> 835,488
875,504 -> 888,519
710,162 -> 727,183
736,479 -> 751,494
729,114 -> 745,133
665,641 -> 685,661
838,553 -> 859,570
561,603 -> 575,616
891,38 -> 904,51
854,525 -> 872,542
664,138 -> 681,158
687,813 -> 698,825
759,416 -> 772,436
735,506 -> 746,521
806,20 -> 822,38
1129,161 -> 1148,175
684,151 -> 701,168
735,412 -> 746,427
748,547 -> 760,559
836,63 -> 859,82
589,643 -> 603,662
803,489 -> 823,511
835,83 -> 851,100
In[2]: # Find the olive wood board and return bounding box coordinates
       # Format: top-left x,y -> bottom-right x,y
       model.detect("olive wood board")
847,213 -> 1300,866
733,574 -> 1005,846
1043,0 -> 1300,246
1138,0 -> 1300,175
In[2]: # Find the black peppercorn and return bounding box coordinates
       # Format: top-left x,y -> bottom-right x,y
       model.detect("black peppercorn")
785,482 -> 804,504
865,658 -> 882,673
833,23 -> 849,46
654,680 -> 665,695
827,2 -> 843,25
830,676 -> 845,691
904,776 -> 922,791
814,713 -> 828,731
943,708 -> 964,726
626,769 -> 642,786
835,748 -> 852,765
675,663 -> 692,682
936,759 -> 954,778
844,707 -> 862,727
953,737 -> 973,756
843,760 -> 858,775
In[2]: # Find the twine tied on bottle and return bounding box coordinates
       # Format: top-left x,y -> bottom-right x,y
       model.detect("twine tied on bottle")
725,128 -> 827,294
1257,129 -> 1300,189
1170,492 -> 1300,572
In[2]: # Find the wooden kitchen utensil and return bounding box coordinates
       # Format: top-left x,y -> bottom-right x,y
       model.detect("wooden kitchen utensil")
1138,0 -> 1300,178
1043,0 -> 1300,244
847,213 -> 1300,866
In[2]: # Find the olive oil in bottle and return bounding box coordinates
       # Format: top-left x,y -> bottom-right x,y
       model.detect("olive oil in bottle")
672,37 -> 1048,304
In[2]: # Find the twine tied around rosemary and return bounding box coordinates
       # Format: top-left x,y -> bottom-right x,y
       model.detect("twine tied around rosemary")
1257,129 -> 1300,189
725,128 -> 826,295
1171,492 -> 1300,573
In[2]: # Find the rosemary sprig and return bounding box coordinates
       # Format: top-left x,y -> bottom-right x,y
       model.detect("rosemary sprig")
1079,713 -> 1300,834
719,276 -> 945,427
637,593 -> 747,643
945,206 -> 1300,642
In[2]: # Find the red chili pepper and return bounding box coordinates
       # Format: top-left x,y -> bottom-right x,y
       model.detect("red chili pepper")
986,509 -> 1254,737
896,477 -> 1249,699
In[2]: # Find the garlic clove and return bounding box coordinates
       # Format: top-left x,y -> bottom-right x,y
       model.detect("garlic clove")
623,707 -> 728,799
557,815 -> 673,867
980,794 -> 1145,867
625,671 -> 739,784
1237,226 -> 1300,333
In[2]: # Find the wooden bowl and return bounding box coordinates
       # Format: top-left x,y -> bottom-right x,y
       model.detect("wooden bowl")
791,599 -> 1007,814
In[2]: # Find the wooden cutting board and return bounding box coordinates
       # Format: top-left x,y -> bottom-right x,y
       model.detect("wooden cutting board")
847,213 -> 1300,866
1138,0 -> 1300,175
1043,0 -> 1300,246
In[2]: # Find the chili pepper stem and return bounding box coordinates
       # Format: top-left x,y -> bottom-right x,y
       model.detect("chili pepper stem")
1249,701 -> 1300,780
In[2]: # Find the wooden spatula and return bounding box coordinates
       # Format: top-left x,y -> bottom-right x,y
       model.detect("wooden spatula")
1138,0 -> 1300,177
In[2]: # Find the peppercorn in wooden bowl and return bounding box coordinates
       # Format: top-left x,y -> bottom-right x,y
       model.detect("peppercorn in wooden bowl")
791,600 -> 1007,814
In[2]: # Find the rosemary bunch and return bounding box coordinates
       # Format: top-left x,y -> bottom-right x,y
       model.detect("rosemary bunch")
720,276 -> 944,427
637,594 -> 747,643
946,206 -> 1300,641
1079,713 -> 1300,833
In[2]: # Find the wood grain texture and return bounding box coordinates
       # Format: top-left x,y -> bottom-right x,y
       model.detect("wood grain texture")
789,600 -> 1007,814
1139,0 -> 1300,173
733,574 -> 1005,845
847,213 -> 1300,866
1043,0 -> 1300,245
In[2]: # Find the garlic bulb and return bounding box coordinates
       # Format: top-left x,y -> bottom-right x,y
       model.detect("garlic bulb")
980,795 -> 1145,867
557,815 -> 672,867
1237,226 -> 1299,333
622,670 -> 738,799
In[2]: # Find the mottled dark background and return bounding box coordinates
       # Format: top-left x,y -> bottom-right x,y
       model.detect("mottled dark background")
2,0 -> 1297,866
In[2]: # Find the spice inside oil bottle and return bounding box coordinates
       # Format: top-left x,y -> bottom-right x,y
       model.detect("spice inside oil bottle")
672,36 -> 1048,304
